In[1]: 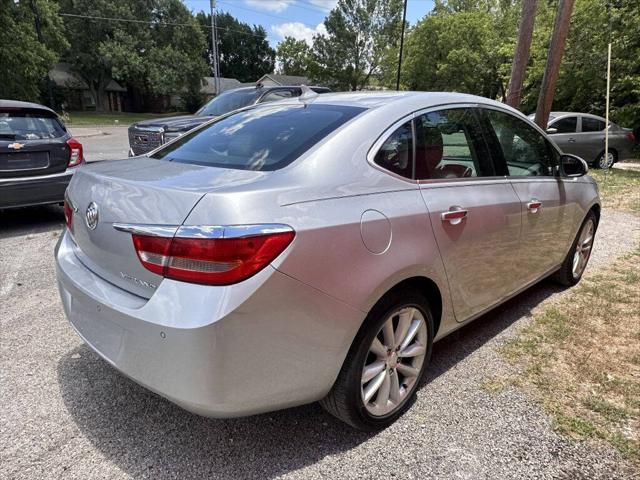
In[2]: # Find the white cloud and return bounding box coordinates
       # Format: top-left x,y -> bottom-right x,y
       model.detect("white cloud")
306,0 -> 337,10
245,0 -> 293,13
272,21 -> 327,45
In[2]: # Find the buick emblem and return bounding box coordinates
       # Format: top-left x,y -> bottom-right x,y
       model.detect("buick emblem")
85,202 -> 99,230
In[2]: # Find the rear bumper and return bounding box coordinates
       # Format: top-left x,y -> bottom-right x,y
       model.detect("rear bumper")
55,230 -> 363,418
0,169 -> 73,209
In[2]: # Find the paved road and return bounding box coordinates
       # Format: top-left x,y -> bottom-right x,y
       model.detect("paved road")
69,126 -> 129,162
1,202 -> 638,480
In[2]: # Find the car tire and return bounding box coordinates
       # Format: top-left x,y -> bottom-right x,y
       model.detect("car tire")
320,289 -> 434,431
593,149 -> 617,169
552,211 -> 598,287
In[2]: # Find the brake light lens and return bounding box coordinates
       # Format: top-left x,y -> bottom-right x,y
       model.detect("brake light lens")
132,231 -> 295,285
66,137 -> 84,167
628,132 -> 636,143
63,199 -> 74,230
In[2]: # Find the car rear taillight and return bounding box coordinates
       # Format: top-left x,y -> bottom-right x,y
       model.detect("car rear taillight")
628,132 -> 636,143
66,137 -> 84,167
63,199 -> 74,230
131,230 -> 295,285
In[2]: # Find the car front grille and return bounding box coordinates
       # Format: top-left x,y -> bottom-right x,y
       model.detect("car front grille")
128,127 -> 165,155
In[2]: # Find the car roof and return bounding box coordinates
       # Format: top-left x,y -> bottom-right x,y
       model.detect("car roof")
227,85 -> 328,93
282,90 -> 525,115
0,99 -> 57,115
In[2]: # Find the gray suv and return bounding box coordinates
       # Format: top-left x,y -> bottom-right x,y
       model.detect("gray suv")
128,85 -> 330,156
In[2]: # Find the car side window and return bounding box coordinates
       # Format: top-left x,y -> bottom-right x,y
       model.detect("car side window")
485,109 -> 556,177
550,116 -> 577,133
582,117 -> 606,132
373,121 -> 413,179
261,90 -> 295,102
414,108 -> 491,179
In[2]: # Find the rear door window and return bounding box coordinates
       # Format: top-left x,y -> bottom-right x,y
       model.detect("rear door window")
581,117 -> 606,132
151,104 -> 365,171
0,110 -> 66,140
414,108 -> 493,179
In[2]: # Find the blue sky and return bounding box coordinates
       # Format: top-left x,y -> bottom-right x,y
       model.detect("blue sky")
184,0 -> 435,48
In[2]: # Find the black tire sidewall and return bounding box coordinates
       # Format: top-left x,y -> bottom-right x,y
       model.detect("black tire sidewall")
557,211 -> 598,286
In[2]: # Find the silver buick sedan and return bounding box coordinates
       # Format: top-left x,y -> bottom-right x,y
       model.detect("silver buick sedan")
56,91 -> 600,430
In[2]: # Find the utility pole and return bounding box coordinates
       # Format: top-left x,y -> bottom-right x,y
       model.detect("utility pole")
395,0 -> 408,91
506,0 -> 538,108
29,0 -> 54,109
210,0 -> 220,95
534,0 -> 575,129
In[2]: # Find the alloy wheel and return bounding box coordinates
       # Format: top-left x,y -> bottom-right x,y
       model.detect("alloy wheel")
598,151 -> 615,169
361,306 -> 428,416
572,219 -> 595,279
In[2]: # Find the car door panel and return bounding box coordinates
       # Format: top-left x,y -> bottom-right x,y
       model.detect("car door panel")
420,180 -> 522,321
413,107 -> 522,322
508,178 -> 574,280
481,108 -> 573,284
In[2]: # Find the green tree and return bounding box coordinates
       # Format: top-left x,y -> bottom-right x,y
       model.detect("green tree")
61,0 -> 207,111
311,0 -> 405,90
276,37 -> 312,76
0,0 -> 67,104
402,10 -> 508,98
195,11 -> 275,82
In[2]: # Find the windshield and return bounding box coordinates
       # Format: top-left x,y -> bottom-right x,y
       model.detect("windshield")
197,89 -> 263,117
0,110 -> 66,140
151,103 -> 366,171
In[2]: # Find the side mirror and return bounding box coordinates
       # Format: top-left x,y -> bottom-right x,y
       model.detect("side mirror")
546,127 -> 558,134
560,154 -> 588,177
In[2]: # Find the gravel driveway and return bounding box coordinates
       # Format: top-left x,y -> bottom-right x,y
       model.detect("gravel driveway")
1,205 -> 639,480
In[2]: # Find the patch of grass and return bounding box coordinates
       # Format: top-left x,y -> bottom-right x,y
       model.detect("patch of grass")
480,376 -> 511,394
62,111 -> 187,126
590,169 -> 640,214
500,247 -> 640,466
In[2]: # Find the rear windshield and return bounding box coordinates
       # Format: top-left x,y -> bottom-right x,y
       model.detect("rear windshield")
151,103 -> 366,171
197,89 -> 262,117
0,110 -> 66,140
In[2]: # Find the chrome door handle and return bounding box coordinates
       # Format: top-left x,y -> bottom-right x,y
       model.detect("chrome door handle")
527,200 -> 542,213
568,138 -> 576,143
441,208 -> 468,225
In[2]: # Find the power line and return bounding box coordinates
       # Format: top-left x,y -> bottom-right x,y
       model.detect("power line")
58,12 -> 267,38
216,0 -> 320,29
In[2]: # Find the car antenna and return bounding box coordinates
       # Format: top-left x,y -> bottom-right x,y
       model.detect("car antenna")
298,85 -> 318,105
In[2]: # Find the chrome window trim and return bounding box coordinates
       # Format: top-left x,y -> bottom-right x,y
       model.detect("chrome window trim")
113,223 -> 293,239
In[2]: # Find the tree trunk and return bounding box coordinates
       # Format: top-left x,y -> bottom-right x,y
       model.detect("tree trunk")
534,0 -> 575,129
506,0 -> 538,109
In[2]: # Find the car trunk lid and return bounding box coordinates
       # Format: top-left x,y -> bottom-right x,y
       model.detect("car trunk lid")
67,157 -> 270,298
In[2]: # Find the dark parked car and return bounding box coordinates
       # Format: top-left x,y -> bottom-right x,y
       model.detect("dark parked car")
128,84 -> 331,156
528,112 -> 636,168
0,100 -> 83,210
